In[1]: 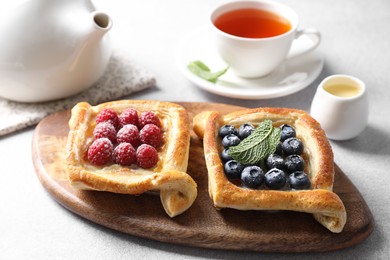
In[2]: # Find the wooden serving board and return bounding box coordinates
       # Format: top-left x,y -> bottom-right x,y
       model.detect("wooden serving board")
32,102 -> 373,253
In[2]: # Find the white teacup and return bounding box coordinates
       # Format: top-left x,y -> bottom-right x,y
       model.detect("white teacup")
310,75 -> 369,141
210,0 -> 321,78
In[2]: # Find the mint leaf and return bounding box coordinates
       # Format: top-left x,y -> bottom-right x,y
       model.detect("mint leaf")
228,120 -> 281,165
268,127 -> 282,154
187,60 -> 228,83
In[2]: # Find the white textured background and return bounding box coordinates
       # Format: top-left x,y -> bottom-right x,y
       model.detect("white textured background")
1,0 -> 389,259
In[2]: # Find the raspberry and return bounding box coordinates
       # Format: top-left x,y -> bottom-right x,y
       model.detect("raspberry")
116,124 -> 140,147
139,111 -> 161,128
139,124 -> 163,148
93,122 -> 117,143
136,144 -> 158,169
119,108 -> 139,128
87,138 -> 114,165
113,143 -> 136,166
96,108 -> 120,130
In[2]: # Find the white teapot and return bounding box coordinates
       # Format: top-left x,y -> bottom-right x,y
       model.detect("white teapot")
0,0 -> 112,102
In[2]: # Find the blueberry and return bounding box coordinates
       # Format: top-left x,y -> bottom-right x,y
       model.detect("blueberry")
282,137 -> 304,155
221,148 -> 232,163
241,166 -> 264,188
222,134 -> 241,148
265,168 -> 287,189
280,124 -> 296,142
289,171 -> 311,189
284,154 -> 305,173
219,125 -> 238,138
266,154 -> 285,170
238,123 -> 255,140
224,160 -> 244,179
274,141 -> 283,156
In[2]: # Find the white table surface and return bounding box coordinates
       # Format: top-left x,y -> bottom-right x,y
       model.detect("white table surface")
1,0 -> 390,259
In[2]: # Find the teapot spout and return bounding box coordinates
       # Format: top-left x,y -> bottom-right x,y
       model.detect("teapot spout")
90,11 -> 112,38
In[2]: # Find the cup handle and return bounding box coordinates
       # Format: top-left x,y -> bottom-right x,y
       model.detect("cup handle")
286,28 -> 321,59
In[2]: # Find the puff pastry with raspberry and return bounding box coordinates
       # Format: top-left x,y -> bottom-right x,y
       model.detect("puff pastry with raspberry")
66,100 -> 197,217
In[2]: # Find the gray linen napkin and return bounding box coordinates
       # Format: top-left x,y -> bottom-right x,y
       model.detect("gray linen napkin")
0,50 -> 156,136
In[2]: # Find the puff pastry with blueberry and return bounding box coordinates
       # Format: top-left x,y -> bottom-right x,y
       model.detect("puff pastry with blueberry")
193,107 -> 346,233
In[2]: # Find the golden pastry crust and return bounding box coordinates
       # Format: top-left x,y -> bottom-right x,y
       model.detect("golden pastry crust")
193,107 -> 347,233
66,100 -> 197,217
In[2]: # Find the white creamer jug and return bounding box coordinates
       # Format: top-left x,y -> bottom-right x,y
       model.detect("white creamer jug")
0,0 -> 112,102
310,75 -> 369,140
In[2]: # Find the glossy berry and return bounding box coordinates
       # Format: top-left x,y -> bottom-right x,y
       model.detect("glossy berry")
274,141 -> 283,156
284,154 -> 305,173
139,124 -> 163,148
116,124 -> 140,147
280,124 -> 296,142
222,134 -> 241,148
139,111 -> 161,128
136,144 -> 159,169
119,108 -> 139,128
265,168 -> 287,190
93,121 -> 117,143
87,138 -> 114,165
238,123 -> 255,140
289,171 -> 311,189
221,148 -> 232,163
113,142 -> 136,166
219,125 -> 238,138
266,154 -> 285,170
96,108 -> 120,130
241,166 -> 264,188
224,160 -> 244,179
282,137 -> 304,155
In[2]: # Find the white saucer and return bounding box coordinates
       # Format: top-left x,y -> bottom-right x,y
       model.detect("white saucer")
176,26 -> 324,100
